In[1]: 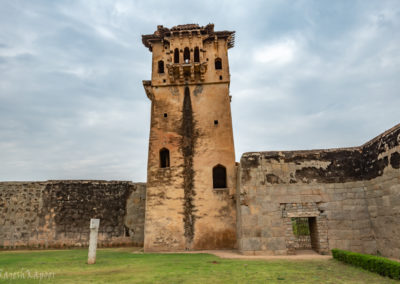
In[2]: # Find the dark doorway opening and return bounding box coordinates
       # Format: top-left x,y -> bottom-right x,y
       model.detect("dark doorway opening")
291,217 -> 318,251
158,60 -> 164,73
160,148 -> 170,168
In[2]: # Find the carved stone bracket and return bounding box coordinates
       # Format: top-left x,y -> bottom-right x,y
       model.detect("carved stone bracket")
166,62 -> 208,83
142,80 -> 154,101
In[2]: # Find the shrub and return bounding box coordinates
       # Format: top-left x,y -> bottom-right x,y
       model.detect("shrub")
332,249 -> 400,280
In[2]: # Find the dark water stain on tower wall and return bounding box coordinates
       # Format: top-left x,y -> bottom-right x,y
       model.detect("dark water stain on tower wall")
181,86 -> 197,249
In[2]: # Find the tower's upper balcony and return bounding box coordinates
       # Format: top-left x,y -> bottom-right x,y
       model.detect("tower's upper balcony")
166,61 -> 208,83
142,24 -> 235,86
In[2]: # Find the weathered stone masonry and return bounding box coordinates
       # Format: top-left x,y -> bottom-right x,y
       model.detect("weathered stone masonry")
237,124 -> 400,257
142,24 -> 237,252
0,180 -> 145,249
1,23 -> 399,260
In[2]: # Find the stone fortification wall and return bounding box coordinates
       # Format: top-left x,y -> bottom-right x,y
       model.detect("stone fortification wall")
363,125 -> 400,258
237,124 -> 400,257
0,180 -> 146,249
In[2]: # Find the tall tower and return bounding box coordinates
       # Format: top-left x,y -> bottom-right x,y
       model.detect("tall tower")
142,24 -> 236,251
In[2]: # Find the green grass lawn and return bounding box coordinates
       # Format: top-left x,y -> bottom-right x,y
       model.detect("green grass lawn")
0,248 -> 397,283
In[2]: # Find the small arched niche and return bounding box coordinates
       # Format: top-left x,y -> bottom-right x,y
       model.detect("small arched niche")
215,57 -> 222,70
184,47 -> 190,63
174,48 -> 179,64
194,47 -> 200,63
213,164 -> 227,188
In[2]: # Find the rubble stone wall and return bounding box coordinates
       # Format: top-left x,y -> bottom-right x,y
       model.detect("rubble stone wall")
0,180 -> 146,249
237,124 -> 400,257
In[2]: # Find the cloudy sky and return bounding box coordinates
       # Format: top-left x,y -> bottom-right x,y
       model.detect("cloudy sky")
1,0 -> 399,182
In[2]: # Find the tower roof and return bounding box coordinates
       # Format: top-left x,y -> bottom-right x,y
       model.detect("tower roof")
142,23 -> 235,51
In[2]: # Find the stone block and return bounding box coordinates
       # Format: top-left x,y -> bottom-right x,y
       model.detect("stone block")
270,227 -> 286,237
343,199 -> 366,206
335,239 -> 351,250
327,211 -> 346,220
242,227 -> 262,238
298,195 -> 320,203
352,219 -> 371,230
273,249 -> 288,255
389,184 -> 400,195
325,201 -> 343,211
241,237 -> 261,251
389,195 -> 400,207
382,196 -> 391,207
392,206 -> 400,215
239,250 -> 256,256
261,228 -> 273,238
256,188 -> 270,197
327,193 -> 342,201
260,202 -> 279,213
265,237 -> 286,251
276,195 -> 301,204
350,245 -> 363,253
327,220 -> 353,229
368,205 -> 378,217
242,215 -> 258,227
328,229 -> 353,240
348,210 -> 369,220
257,215 -> 272,227
249,205 -> 261,215
270,217 -> 284,227
240,205 -> 250,216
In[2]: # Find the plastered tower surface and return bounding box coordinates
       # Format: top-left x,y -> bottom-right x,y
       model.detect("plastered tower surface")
142,24 -> 237,251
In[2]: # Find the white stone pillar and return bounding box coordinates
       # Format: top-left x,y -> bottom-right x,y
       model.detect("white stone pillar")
88,218 -> 100,264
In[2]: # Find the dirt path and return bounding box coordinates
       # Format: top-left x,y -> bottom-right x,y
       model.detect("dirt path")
2,247 -> 332,260
211,250 -> 331,260
161,249 -> 332,260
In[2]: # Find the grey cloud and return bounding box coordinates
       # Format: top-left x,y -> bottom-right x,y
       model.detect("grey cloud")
0,0 -> 399,181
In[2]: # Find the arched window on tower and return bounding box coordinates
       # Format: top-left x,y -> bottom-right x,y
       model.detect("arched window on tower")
174,48 -> 179,63
215,57 -> 222,70
194,47 -> 200,63
160,148 -> 170,168
158,60 -> 164,73
213,164 -> 227,188
184,47 -> 190,63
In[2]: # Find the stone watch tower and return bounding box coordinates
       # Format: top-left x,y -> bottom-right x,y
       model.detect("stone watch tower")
142,24 -> 236,251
